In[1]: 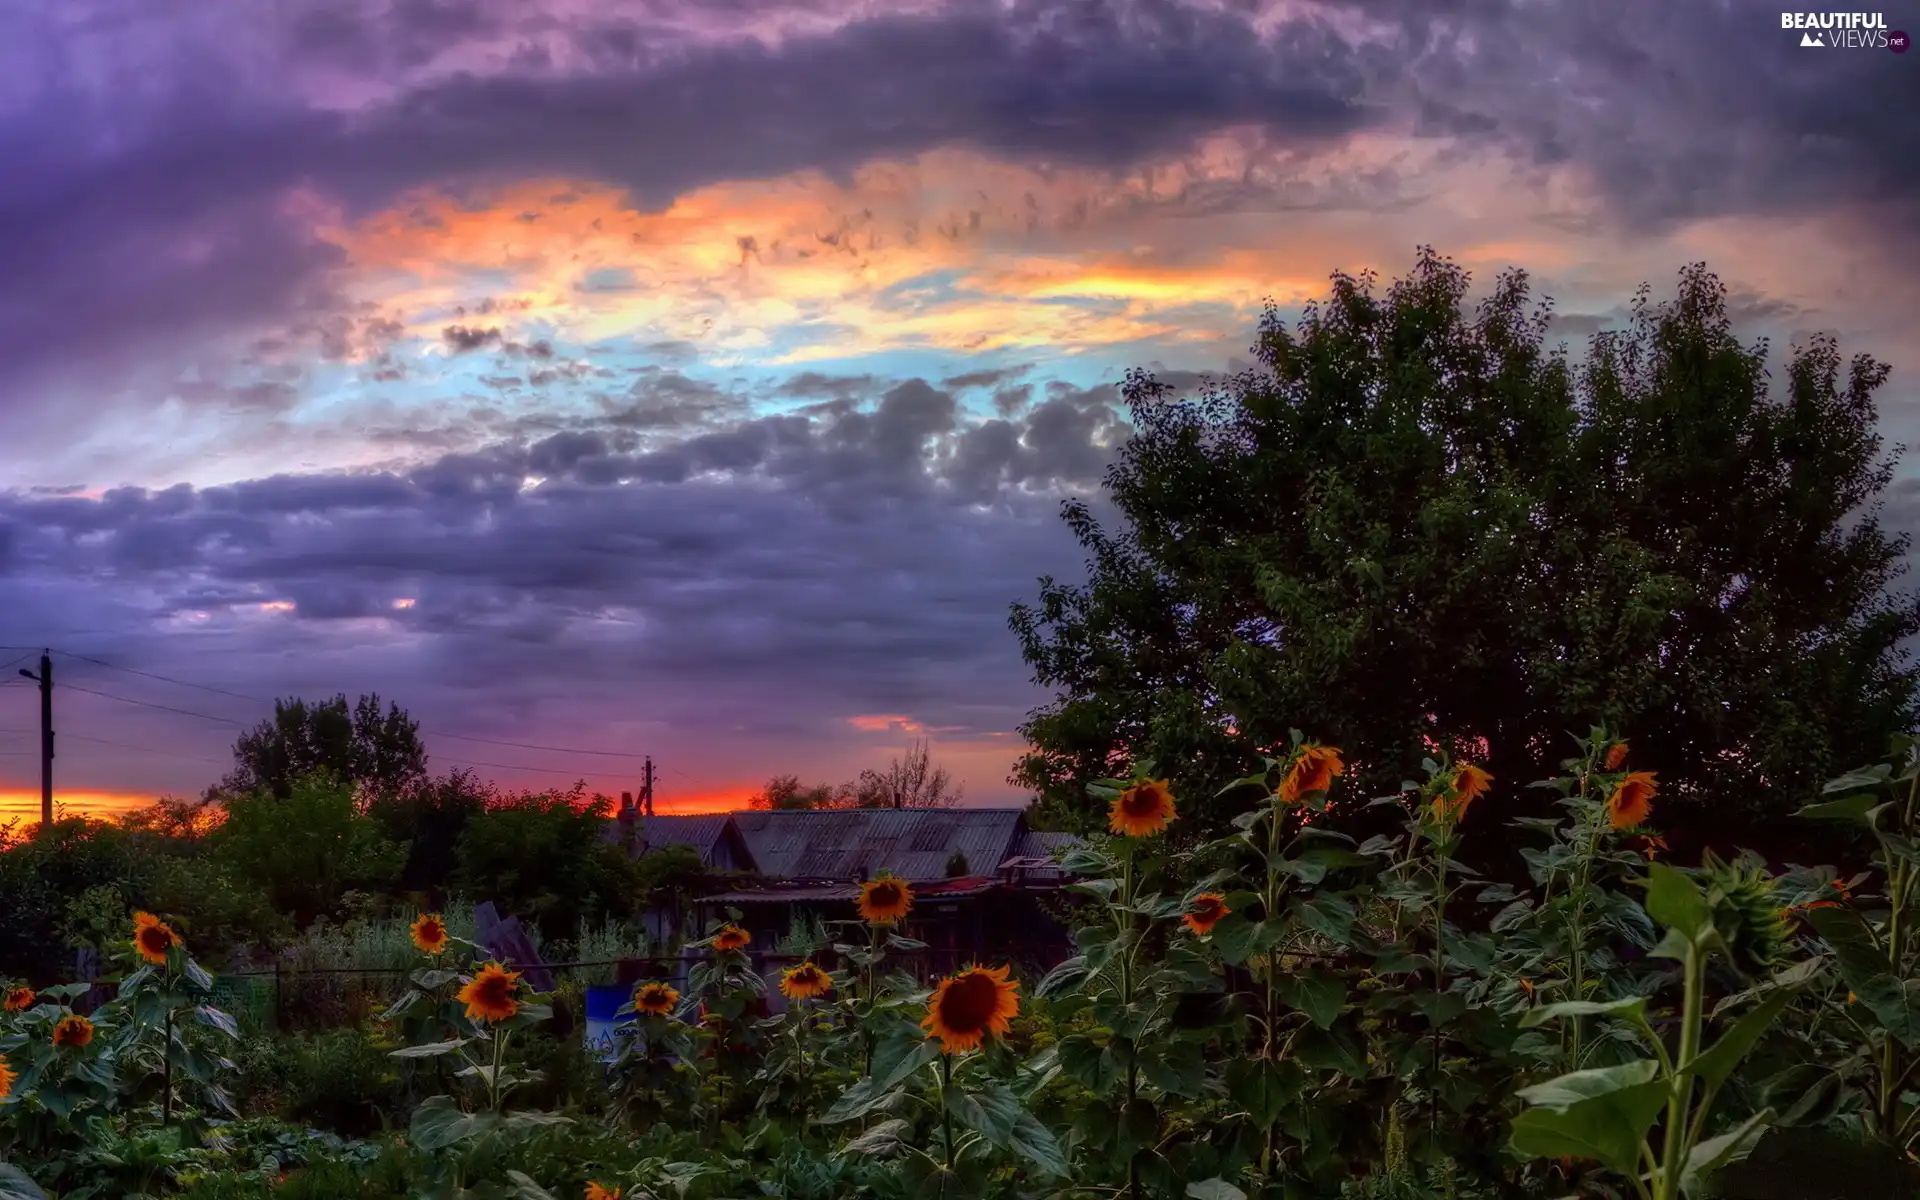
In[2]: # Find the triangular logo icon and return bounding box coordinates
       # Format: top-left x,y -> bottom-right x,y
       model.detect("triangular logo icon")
1800,30 -> 1824,46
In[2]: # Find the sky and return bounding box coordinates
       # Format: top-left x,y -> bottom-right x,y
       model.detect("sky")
0,0 -> 1916,822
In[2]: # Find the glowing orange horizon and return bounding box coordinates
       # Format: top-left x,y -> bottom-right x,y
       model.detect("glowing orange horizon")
0,786 -> 753,826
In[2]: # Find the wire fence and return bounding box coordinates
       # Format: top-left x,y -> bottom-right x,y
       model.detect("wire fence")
73,945 -> 997,1034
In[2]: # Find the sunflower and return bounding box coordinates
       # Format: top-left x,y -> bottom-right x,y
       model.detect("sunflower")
921,964 -> 1020,1054
0,1057 -> 12,1103
410,913 -> 450,956
779,961 -> 832,1001
1108,778 -> 1176,837
857,875 -> 914,925
1278,745 -> 1345,805
585,1184 -> 623,1200
711,925 -> 751,953
3,986 -> 34,1013
1607,771 -> 1657,830
456,962 -> 522,1023
1638,833 -> 1668,860
132,911 -> 180,965
632,982 -> 679,1016
1183,893 -> 1230,936
1604,741 -> 1630,770
51,1014 -> 93,1050
1433,763 -> 1493,824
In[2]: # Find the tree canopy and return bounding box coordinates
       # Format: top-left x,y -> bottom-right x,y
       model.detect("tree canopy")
749,739 -> 963,810
1010,249 -> 1919,851
223,693 -> 428,800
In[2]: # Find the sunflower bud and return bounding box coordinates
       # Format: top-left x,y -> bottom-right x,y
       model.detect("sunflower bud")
1702,854 -> 1791,975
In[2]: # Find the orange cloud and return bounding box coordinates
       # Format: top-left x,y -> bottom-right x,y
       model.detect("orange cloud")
848,714 -> 927,734
317,126 -> 1909,393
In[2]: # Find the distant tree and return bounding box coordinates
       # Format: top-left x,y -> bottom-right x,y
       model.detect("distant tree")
368,768 -> 493,898
848,739 -> 964,809
749,774 -> 847,811
223,693 -> 427,801
212,771 -> 407,927
0,818 -> 148,982
1011,250 -> 1920,851
451,785 -> 639,942
748,742 -> 964,812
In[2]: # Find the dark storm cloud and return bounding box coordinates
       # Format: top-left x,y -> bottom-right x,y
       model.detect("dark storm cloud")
0,0 -> 1380,396
0,377 -> 1125,742
1336,0 -> 1920,236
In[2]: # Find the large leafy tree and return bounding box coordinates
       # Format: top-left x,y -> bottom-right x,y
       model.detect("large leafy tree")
223,692 -> 428,800
1010,249 -> 1920,851
212,771 -> 407,927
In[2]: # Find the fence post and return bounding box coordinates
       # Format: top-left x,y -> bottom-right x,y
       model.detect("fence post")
273,961 -> 283,1034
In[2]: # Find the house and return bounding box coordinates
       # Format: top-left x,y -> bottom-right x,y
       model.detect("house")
604,806 -> 755,873
694,807 -> 1079,986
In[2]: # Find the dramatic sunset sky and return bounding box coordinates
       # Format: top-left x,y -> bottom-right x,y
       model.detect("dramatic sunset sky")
0,0 -> 1914,821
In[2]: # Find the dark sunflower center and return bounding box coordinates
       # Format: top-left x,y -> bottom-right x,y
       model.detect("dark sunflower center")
1194,898 -> 1223,920
139,927 -> 173,953
870,883 -> 903,908
1120,787 -> 1162,817
476,974 -> 513,1006
938,972 -> 1000,1033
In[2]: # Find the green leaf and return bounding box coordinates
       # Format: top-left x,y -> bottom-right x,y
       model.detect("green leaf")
1276,971 -> 1346,1030
843,1118 -> 912,1156
1821,764 -> 1893,794
392,1038 -> 473,1059
1645,863 -> 1712,942
948,1082 -> 1068,1177
1186,1182 -> 1247,1200
193,1005 -> 239,1040
408,1095 -> 498,1151
1804,905 -> 1920,1046
1680,1109 -> 1772,1194
1795,794 -> 1885,827
1685,990 -> 1792,1090
1518,996 -> 1650,1031
0,1164 -> 46,1200
1517,1060 -> 1661,1111
1291,1024 -> 1366,1078
1293,893 -> 1356,942
1511,1063 -> 1667,1176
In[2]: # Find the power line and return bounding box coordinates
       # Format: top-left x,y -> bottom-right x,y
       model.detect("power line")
426,730 -> 651,759
59,683 -> 245,726
50,651 -> 263,702
57,732 -> 227,766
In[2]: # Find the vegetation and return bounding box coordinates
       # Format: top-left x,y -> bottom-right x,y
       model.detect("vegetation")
0,734 -> 1914,1197
752,740 -> 964,810
1011,252 -> 1919,848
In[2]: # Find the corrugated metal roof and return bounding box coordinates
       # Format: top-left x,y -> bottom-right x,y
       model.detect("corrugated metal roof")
642,814 -> 733,851
1014,830 -> 1081,860
730,807 -> 1028,883
703,875 -> 1002,905
601,813 -> 746,868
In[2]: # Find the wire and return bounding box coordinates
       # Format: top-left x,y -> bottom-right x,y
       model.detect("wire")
427,730 -> 651,759
60,683 -> 245,726
51,651 -> 263,701
437,755 -> 624,779
57,732 -> 228,765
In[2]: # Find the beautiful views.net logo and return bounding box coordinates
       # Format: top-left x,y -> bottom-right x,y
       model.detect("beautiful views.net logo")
1780,11 -> 1909,50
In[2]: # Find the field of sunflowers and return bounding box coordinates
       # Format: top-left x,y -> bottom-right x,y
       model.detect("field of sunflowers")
1,727 -> 1919,1199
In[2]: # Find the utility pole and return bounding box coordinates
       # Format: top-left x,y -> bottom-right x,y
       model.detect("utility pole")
641,755 -> 655,817
16,652 -> 52,828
